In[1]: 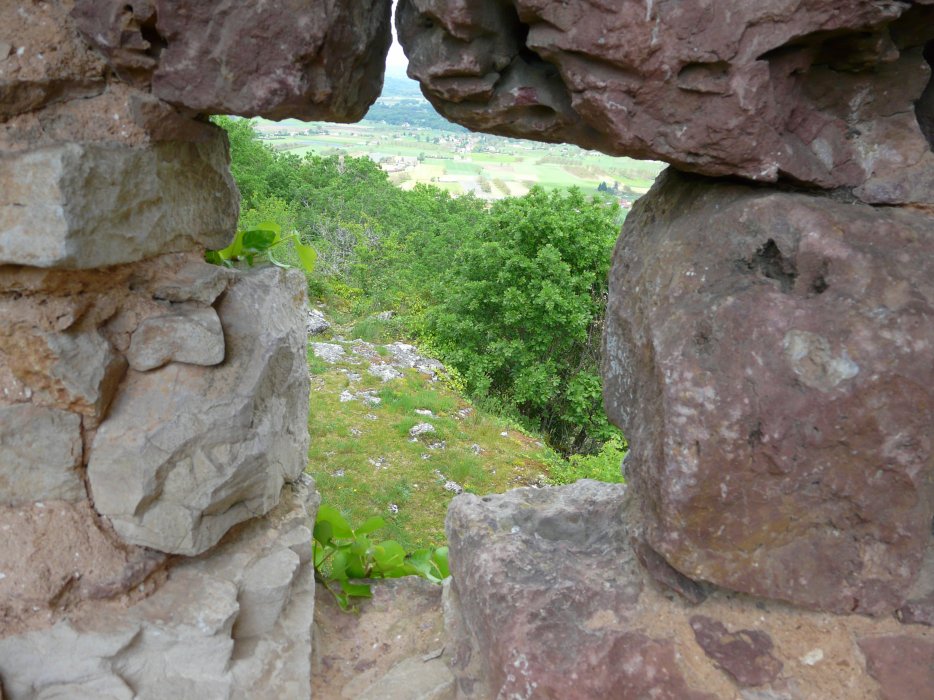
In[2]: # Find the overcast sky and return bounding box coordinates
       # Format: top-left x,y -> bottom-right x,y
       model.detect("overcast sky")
386,0 -> 409,76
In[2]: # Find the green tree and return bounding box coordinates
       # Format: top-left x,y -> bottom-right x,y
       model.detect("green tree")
427,187 -> 619,453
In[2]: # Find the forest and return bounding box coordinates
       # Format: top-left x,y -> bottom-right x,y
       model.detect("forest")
215,116 -> 627,460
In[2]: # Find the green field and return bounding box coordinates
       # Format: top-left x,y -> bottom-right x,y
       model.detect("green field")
253,112 -> 663,201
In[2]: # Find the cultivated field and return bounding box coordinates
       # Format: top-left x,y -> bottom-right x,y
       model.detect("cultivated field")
253,101 -> 664,202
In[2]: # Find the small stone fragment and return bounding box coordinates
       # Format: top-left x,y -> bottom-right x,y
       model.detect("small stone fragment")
689,615 -> 783,687
126,305 -> 225,371
409,423 -> 436,438
307,308 -> 330,335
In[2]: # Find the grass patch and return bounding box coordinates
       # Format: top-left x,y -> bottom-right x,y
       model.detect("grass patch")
306,334 -> 558,550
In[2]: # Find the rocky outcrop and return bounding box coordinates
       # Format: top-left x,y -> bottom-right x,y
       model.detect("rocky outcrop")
397,0 -> 934,203
603,168 -> 934,615
72,0 -> 393,121
0,480 -> 319,700
88,267 -> 311,556
444,481 -> 934,700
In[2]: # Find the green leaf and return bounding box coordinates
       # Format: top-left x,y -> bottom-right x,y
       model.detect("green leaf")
294,239 -> 318,274
242,227 -> 278,252
373,540 -> 405,571
213,229 -> 245,260
316,505 -> 353,538
346,553 -> 368,579
431,547 -> 450,579
355,516 -> 386,536
313,520 -> 333,546
339,580 -> 373,599
329,549 -> 348,580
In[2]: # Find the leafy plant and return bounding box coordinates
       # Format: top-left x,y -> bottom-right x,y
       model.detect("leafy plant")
545,434 -> 628,485
206,221 -> 317,273
313,504 -> 450,611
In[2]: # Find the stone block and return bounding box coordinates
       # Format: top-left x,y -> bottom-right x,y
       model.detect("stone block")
0,404 -> 84,505
442,480 -> 927,699
0,1 -> 106,120
0,325 -> 126,420
126,305 -> 225,371
398,0 -> 934,202
603,169 -> 934,614
0,481 -> 318,700
88,267 -> 310,555
72,0 -> 393,121
443,481 -> 718,699
0,137 -> 238,269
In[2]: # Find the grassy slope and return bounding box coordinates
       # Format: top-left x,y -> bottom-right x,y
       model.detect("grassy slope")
306,322 -> 556,551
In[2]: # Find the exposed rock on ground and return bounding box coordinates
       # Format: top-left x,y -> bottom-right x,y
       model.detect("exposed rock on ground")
313,577 -> 453,700
397,0 -> 934,203
604,168 -> 934,615
72,0 -> 393,121
444,480 -> 934,699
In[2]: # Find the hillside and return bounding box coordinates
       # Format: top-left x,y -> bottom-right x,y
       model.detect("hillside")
305,308 -> 558,550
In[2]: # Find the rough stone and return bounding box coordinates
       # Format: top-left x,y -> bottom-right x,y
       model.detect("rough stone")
444,480 -> 717,699
88,267 -> 310,556
859,636 -> 934,700
604,168 -> 934,615
313,577 -> 451,700
0,1 -> 106,121
0,500 -> 165,634
307,307 -> 331,335
0,481 -> 318,700
444,479 -> 931,699
0,325 -> 126,420
73,0 -> 393,122
398,0 -> 934,202
0,404 -> 84,505
312,342 -> 346,364
369,363 -> 403,382
138,253 -> 233,305
126,304 -> 225,371
0,137 -> 238,268
689,616 -> 782,688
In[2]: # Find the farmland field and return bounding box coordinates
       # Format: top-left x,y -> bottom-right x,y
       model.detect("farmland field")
252,78 -> 664,202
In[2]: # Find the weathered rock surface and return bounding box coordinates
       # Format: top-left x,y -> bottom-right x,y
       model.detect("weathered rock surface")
604,168 -> 934,615
0,324 -> 126,420
445,480 -> 703,699
126,304 -> 225,371
0,1 -> 106,121
0,404 -> 84,505
0,480 -> 319,700
72,0 -> 393,121
0,137 -> 238,268
444,480 -> 933,699
313,577 -> 453,700
397,0 -> 934,202
0,500 -> 165,634
307,307 -> 331,334
88,267 -> 310,556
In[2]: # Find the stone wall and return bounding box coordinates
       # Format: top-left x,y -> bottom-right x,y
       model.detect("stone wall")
0,1 -> 390,697
3,0 -> 934,698
398,1 -> 934,697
